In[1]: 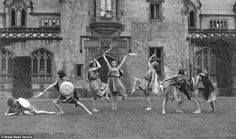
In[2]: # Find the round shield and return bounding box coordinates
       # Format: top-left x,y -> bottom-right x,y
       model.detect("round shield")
18,98 -> 31,109
59,81 -> 74,96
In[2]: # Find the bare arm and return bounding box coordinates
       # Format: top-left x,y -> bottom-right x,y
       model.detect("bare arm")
35,81 -> 57,98
89,60 -> 101,71
161,75 -> 176,83
148,54 -> 156,69
4,107 -> 18,116
103,53 -> 112,70
118,55 -> 127,69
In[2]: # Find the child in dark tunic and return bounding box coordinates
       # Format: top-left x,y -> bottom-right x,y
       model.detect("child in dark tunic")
36,70 -> 92,115
161,69 -> 191,113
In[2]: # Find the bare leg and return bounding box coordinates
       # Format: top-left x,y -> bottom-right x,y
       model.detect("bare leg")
112,95 -> 115,110
92,98 -> 99,112
176,101 -> 184,113
144,95 -> 151,111
193,98 -> 201,114
210,102 -> 215,112
131,78 -> 141,95
34,110 -> 56,115
114,95 -> 117,110
52,100 -> 64,115
104,91 -> 110,102
162,97 -> 168,114
76,101 -> 92,115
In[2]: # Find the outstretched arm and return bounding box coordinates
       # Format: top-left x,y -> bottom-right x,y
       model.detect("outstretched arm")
161,75 -> 176,84
103,53 -> 112,70
118,55 -> 127,69
89,60 -> 101,71
148,54 -> 156,69
4,107 -> 17,116
35,81 -> 57,98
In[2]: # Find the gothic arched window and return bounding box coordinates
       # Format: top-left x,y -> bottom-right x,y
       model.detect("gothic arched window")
32,48 -> 53,82
11,9 -> 16,26
189,10 -> 195,28
0,49 -> 14,82
21,9 -> 26,26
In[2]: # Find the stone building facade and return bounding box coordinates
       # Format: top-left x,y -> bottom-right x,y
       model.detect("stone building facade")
0,0 -> 235,97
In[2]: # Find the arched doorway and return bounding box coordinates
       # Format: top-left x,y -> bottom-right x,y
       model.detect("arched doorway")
97,56 -> 115,83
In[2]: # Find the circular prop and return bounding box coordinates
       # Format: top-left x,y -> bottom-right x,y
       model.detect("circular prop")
18,98 -> 31,109
127,53 -> 138,56
59,81 -> 74,96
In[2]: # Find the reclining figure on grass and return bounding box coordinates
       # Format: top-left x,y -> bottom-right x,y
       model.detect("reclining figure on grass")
5,97 -> 56,116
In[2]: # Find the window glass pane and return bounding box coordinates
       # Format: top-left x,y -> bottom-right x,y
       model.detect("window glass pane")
21,9 -> 26,26
1,57 -> 6,72
8,57 -> 13,74
156,4 -> 160,19
39,56 -> 45,72
11,9 -> 15,26
16,10 -> 21,26
150,4 -> 155,19
189,11 -> 195,27
76,64 -> 83,77
46,56 -> 52,74
33,56 -> 38,74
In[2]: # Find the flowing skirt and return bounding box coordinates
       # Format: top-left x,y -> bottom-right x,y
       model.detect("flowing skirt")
136,78 -> 150,95
108,77 -> 126,96
90,78 -> 110,98
164,84 -> 184,103
194,88 -> 216,103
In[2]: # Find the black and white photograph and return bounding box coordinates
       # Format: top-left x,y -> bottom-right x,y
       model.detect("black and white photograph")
0,0 -> 236,138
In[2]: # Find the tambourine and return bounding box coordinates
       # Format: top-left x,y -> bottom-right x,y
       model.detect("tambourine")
59,81 -> 74,96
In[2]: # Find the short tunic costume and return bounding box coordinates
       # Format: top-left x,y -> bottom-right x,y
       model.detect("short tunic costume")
165,76 -> 188,102
137,68 -> 156,95
88,69 -> 110,98
195,73 -> 216,103
53,78 -> 79,105
108,67 -> 126,96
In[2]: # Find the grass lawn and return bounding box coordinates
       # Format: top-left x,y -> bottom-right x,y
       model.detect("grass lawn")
0,97 -> 235,139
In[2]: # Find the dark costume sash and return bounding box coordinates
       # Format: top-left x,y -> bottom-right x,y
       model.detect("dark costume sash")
170,76 -> 191,100
199,74 -> 214,100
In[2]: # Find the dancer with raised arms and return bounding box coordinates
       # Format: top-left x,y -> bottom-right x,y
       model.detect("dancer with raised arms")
88,59 -> 111,112
103,50 -> 127,110
130,54 -> 160,111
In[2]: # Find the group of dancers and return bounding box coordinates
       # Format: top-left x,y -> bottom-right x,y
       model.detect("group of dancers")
4,49 -> 216,116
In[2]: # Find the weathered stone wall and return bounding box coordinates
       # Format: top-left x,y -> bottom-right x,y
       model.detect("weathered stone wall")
0,0 -> 191,96
60,0 -> 90,89
121,0 -> 190,86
